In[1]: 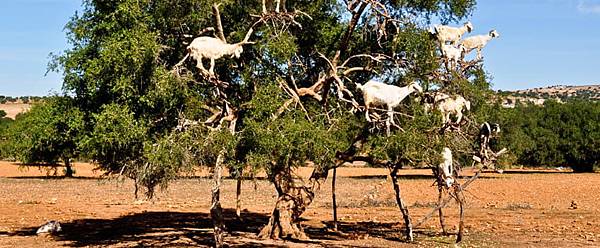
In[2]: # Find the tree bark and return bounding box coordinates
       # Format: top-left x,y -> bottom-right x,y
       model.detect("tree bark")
455,185 -> 466,243
236,177 -> 242,218
332,166 -> 338,231
259,166 -> 328,240
433,168 -> 447,234
211,152 -> 226,247
390,165 -> 413,241
212,4 -> 226,42
64,158 -> 73,177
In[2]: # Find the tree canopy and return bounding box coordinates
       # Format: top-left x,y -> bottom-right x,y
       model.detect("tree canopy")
49,0 -> 499,244
3,97 -> 84,176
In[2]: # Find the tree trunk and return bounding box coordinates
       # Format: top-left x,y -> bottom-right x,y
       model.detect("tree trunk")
331,166 -> 338,231
455,185 -> 466,243
390,165 -> 413,241
211,152 -> 226,247
64,158 -> 73,177
259,167 -> 329,240
236,177 -> 242,218
433,168 -> 447,234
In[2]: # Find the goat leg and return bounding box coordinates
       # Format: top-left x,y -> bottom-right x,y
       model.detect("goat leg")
209,58 -> 216,75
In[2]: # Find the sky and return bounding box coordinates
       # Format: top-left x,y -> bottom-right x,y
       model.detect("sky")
0,0 -> 599,96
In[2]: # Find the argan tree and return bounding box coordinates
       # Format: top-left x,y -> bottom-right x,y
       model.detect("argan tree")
51,0 -> 493,246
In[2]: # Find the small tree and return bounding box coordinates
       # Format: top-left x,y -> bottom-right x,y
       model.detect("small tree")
6,96 -> 84,177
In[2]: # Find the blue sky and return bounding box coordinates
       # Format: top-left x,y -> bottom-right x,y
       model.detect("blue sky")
0,0 -> 599,96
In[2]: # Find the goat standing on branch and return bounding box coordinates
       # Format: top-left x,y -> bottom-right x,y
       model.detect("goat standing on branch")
432,22 -> 473,45
356,80 -> 422,128
461,30 -> 500,60
184,29 -> 254,76
425,92 -> 470,126
440,44 -> 465,69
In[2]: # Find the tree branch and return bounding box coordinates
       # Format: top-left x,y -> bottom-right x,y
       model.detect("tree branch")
212,3 -> 226,42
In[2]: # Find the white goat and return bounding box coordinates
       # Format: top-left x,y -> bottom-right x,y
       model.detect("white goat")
440,44 -> 465,68
423,92 -> 450,113
461,30 -> 499,60
356,80 -> 423,125
433,22 -> 473,45
439,147 -> 454,187
186,29 -> 254,75
427,93 -> 471,125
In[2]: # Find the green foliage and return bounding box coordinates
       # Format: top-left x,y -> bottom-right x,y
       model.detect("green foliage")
0,111 -> 14,158
489,100 -> 600,172
81,104 -> 148,174
239,84 -> 351,179
3,97 -> 84,166
50,0 -> 483,196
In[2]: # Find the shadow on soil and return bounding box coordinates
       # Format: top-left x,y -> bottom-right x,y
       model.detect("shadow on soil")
11,209 -> 277,247
488,170 -> 573,175
307,220 -> 456,245
348,174 -> 501,180
9,208 -> 454,247
6,176 -> 100,180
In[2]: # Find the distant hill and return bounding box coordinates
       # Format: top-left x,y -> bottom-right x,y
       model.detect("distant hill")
497,85 -> 600,108
501,85 -> 600,101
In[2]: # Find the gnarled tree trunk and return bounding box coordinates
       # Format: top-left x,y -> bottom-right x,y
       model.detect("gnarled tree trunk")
258,166 -> 328,240
63,158 -> 73,177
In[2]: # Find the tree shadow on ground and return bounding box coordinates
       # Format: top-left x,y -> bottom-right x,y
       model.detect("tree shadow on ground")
11,209 -> 272,247
349,174 -> 500,180
490,170 -> 573,175
308,220 -> 456,245
6,176 -> 99,180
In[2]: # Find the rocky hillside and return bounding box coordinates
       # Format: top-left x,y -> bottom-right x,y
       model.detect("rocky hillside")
497,85 -> 600,108
504,85 -> 600,101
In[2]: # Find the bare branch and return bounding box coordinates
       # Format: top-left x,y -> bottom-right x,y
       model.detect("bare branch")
272,98 -> 295,120
241,28 -> 255,44
173,53 -> 189,69
212,3 -> 226,42
278,79 -> 311,120
341,53 -> 390,68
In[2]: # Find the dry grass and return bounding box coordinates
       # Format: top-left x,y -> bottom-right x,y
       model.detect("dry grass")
0,103 -> 30,119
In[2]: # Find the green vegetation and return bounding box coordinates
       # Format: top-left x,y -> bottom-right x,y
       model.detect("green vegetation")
0,0 -> 598,246
0,110 -> 14,158
2,97 -> 84,176
490,100 -> 600,172
0,96 -> 44,104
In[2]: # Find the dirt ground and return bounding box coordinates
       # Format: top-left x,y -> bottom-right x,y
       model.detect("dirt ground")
0,103 -> 30,119
1,161 -> 599,247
